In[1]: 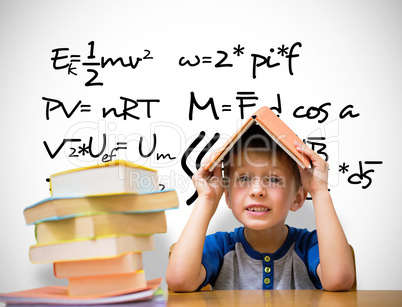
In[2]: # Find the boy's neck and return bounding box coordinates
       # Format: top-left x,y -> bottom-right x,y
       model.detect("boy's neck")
243,224 -> 289,254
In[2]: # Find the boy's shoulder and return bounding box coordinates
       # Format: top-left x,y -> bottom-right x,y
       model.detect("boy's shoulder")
288,226 -> 317,240
205,227 -> 243,248
287,226 -> 318,247
287,226 -> 319,261
203,227 -> 249,257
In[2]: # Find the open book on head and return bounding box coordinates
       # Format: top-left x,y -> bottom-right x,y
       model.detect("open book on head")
204,106 -> 310,171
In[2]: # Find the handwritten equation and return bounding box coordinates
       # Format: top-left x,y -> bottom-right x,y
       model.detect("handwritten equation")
44,40 -> 383,204
181,132 -> 383,205
51,41 -> 153,86
43,126 -> 384,203
43,92 -> 359,124
43,96 -> 159,120
50,41 -> 302,86
189,92 -> 360,122
179,42 -> 301,78
43,133 -> 176,164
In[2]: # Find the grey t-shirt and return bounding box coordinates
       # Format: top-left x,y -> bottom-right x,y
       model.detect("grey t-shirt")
200,226 -> 321,290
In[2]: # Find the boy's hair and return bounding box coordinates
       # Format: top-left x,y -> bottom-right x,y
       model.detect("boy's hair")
223,124 -> 302,192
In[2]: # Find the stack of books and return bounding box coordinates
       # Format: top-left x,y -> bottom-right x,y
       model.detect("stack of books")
23,160 -> 179,297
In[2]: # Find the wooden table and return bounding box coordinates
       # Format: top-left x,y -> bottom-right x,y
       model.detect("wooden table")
167,290 -> 402,306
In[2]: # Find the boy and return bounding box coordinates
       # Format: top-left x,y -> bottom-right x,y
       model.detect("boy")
166,125 -> 355,291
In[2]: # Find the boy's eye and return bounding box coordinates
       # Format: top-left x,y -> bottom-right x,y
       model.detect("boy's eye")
238,175 -> 250,182
264,177 -> 281,184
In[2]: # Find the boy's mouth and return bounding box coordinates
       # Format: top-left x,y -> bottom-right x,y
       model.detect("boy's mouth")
246,206 -> 270,212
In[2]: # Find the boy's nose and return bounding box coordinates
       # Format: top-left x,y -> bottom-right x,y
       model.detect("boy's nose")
249,178 -> 266,197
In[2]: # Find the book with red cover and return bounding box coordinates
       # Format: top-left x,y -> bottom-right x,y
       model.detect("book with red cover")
204,106 -> 310,171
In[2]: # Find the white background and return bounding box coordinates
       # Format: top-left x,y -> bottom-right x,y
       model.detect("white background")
0,0 -> 401,294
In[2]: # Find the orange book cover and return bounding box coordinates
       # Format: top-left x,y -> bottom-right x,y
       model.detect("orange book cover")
68,270 -> 147,297
0,278 -> 162,305
205,106 -> 310,171
54,252 -> 143,279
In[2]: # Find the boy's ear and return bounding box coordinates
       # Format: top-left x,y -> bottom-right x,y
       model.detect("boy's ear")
290,187 -> 308,212
224,188 -> 232,209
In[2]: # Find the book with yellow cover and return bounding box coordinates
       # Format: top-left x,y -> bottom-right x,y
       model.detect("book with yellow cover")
29,234 -> 155,263
205,106 -> 310,171
24,189 -> 179,225
49,160 -> 158,197
35,211 -> 167,244
54,252 -> 143,279
68,270 -> 147,297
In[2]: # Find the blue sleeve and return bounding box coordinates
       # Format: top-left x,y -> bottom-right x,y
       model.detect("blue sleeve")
294,228 -> 322,289
307,239 -> 321,289
198,231 -> 236,290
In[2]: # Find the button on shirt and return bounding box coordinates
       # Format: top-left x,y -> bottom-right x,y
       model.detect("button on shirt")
200,226 -> 321,290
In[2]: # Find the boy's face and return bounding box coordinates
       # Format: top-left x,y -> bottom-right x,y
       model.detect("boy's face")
224,152 -> 305,232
